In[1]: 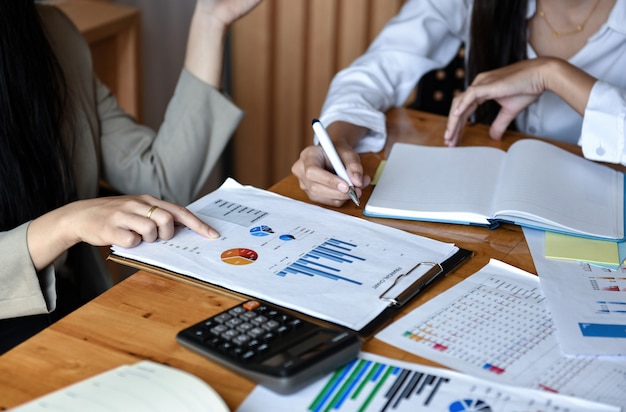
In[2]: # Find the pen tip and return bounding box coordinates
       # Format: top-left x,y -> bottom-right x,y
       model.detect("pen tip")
312,118 -> 319,125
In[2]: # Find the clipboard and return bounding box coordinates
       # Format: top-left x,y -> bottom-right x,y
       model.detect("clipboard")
109,178 -> 473,337
358,246 -> 472,337
108,246 -> 473,340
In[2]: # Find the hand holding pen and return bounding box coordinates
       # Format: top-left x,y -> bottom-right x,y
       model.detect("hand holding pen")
311,119 -> 360,206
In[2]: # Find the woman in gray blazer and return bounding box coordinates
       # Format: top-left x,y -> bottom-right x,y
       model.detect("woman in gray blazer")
0,0 -> 262,352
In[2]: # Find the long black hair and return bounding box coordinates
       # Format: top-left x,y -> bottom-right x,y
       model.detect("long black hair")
0,1 -> 73,231
468,0 -> 528,125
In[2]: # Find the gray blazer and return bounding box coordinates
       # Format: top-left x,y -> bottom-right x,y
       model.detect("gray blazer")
0,5 -> 243,319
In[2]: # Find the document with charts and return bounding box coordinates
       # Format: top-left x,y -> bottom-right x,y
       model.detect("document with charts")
237,352 -> 619,412
376,259 -> 626,409
111,179 -> 463,332
524,227 -> 626,355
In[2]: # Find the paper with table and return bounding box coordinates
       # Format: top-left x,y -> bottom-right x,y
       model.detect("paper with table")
364,139 -> 625,241
237,351 -> 619,412
111,178 -> 468,332
375,259 -> 626,409
525,227 -> 626,355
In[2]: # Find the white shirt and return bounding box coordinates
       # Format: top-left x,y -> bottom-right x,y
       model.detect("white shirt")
319,0 -> 626,165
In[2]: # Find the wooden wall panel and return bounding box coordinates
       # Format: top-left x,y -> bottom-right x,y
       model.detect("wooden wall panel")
272,0 -> 307,183
231,0 -> 405,189
305,0 -> 338,151
230,1 -> 273,186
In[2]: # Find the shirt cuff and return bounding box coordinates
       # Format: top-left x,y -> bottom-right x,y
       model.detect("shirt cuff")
580,80 -> 626,164
319,107 -> 387,154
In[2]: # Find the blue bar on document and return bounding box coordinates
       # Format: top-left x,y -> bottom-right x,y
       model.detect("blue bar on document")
579,322 -> 626,338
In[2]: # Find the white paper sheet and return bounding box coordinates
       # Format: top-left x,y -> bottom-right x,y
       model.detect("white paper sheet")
112,179 -> 458,331
237,352 -> 619,412
524,227 -> 626,355
375,259 -> 626,409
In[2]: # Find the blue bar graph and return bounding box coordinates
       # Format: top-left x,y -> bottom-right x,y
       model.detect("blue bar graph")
579,322 -> 626,338
277,238 -> 365,284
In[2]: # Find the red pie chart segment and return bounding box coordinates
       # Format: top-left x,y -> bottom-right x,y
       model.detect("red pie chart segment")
221,248 -> 259,265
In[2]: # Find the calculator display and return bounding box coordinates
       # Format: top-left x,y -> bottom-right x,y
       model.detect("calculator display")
262,330 -> 337,367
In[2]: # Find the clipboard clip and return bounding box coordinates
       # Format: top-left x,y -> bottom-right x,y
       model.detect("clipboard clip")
378,261 -> 443,307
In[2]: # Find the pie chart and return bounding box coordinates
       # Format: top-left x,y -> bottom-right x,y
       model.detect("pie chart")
449,399 -> 492,412
221,248 -> 259,265
250,225 -> 274,237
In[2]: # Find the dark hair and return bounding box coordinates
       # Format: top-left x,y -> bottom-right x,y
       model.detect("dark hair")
0,1 -> 73,231
468,0 -> 528,125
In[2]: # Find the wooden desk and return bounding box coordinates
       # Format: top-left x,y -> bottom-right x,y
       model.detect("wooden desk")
0,108 -> 604,409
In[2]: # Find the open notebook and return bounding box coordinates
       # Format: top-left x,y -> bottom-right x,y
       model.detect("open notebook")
364,140 -> 625,241
11,361 -> 229,412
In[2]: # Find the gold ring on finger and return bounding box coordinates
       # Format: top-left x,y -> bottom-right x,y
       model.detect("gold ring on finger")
146,205 -> 158,220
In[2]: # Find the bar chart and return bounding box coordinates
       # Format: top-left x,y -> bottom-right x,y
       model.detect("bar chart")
308,358 -> 452,411
237,352 -> 618,412
277,238 -> 365,285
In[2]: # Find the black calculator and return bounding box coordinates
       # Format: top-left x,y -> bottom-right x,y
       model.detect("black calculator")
176,299 -> 361,394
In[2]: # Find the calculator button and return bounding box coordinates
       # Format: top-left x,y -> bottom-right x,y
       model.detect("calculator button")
237,322 -> 255,333
240,311 -> 257,321
200,319 -> 215,328
228,306 -> 246,316
287,318 -> 303,328
221,329 -> 240,341
232,334 -> 252,346
240,350 -> 256,361
214,313 -> 232,323
225,318 -> 244,328
256,304 -> 270,313
262,332 -> 276,342
263,320 -> 280,331
243,300 -> 260,311
251,315 -> 268,325
248,327 -> 265,338
247,338 -> 261,348
210,324 -> 229,336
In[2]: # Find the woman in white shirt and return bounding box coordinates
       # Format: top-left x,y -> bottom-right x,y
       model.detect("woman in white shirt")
292,0 -> 626,206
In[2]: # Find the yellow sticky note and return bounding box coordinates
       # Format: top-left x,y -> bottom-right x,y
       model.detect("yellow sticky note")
371,160 -> 386,185
545,231 -> 620,266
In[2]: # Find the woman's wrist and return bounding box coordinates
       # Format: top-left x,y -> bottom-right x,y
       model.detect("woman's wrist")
184,7 -> 228,88
540,57 -> 595,115
27,206 -> 78,271
326,121 -> 368,148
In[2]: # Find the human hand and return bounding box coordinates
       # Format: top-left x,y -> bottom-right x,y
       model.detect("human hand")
186,0 -> 262,88
27,195 -> 219,271
291,122 -> 371,207
444,58 -> 552,146
195,0 -> 263,28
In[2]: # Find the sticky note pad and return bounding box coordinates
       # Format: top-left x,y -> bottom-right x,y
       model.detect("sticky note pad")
371,160 -> 386,185
545,231 -> 621,267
